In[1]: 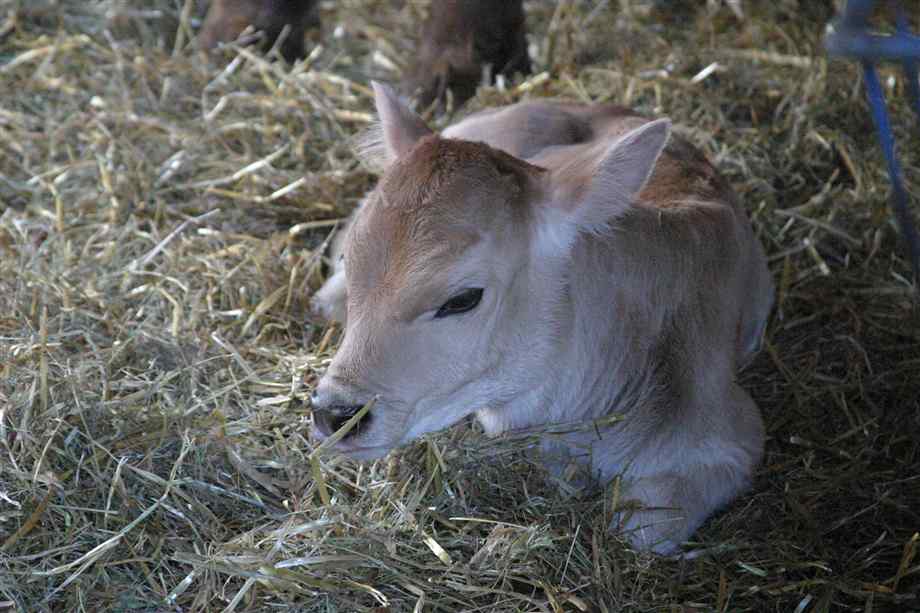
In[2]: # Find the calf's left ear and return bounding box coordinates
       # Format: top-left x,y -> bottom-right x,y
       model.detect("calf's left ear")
551,118 -> 671,231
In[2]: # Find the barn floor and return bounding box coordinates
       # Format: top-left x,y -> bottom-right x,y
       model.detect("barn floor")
1,1 -> 919,611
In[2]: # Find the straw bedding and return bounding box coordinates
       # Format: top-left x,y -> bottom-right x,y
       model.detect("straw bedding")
1,1 -> 918,611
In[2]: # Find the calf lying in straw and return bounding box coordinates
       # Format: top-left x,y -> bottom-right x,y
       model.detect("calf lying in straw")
310,83 -> 774,553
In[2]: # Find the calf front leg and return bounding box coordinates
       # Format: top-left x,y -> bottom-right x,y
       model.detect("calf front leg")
612,463 -> 750,554
612,385 -> 764,554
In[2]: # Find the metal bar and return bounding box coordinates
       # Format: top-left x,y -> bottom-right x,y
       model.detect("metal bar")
861,61 -> 920,282
826,29 -> 920,61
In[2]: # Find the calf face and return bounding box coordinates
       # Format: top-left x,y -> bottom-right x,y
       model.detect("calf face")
312,84 -> 670,456
311,83 -> 772,552
402,0 -> 531,110
199,0 -> 319,63
310,136 -> 542,458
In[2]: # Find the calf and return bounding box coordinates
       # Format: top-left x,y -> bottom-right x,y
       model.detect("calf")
310,83 -> 774,553
402,0 -> 531,110
199,0 -> 319,63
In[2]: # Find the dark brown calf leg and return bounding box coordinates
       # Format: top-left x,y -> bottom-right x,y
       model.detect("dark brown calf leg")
403,0 -> 531,110
199,0 -> 319,63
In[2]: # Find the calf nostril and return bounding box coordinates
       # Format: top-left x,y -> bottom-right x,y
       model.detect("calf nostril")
328,412 -> 351,433
312,404 -> 371,439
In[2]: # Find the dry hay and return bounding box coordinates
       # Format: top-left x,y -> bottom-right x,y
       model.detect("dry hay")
1,0 -> 919,611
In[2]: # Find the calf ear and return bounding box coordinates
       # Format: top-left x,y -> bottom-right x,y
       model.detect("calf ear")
369,81 -> 433,163
553,119 -> 671,231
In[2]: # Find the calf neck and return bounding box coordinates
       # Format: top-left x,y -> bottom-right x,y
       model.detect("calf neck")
310,83 -> 773,553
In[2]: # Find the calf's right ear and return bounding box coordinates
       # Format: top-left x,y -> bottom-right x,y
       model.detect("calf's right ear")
551,118 -> 671,232
367,81 -> 434,165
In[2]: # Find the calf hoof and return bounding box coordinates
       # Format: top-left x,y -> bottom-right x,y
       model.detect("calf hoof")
610,507 -> 688,555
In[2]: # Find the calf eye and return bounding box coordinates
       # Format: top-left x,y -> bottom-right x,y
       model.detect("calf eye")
435,288 -> 483,318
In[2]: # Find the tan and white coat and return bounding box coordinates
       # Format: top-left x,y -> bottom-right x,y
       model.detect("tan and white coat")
310,83 -> 773,553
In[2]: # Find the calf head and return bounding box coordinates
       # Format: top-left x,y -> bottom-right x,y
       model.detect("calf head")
311,83 -> 670,460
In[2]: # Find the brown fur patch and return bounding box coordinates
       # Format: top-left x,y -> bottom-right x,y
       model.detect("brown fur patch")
638,135 -> 733,209
529,104 -> 735,211
345,136 -> 538,316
